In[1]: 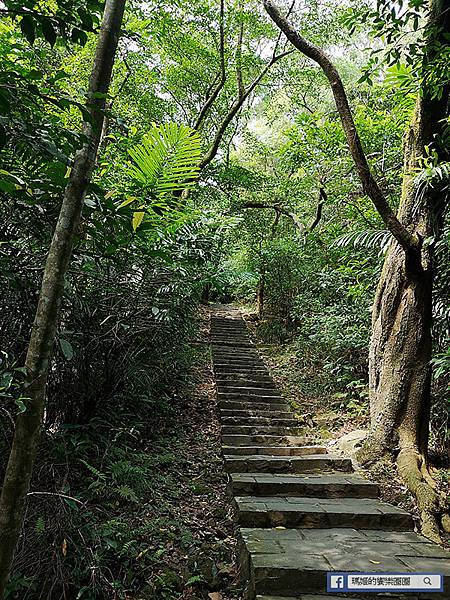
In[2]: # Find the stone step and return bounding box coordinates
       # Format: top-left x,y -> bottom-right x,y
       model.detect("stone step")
211,326 -> 243,330
211,337 -> 251,344
222,434 -> 312,447
214,361 -> 266,369
220,409 -> 294,418
212,343 -> 256,350
216,385 -> 280,397
211,340 -> 253,348
210,331 -> 250,344
231,472 -> 378,497
226,446 -> 327,457
217,380 -> 277,390
224,454 -> 353,473
222,425 -> 306,436
241,528 -> 450,596
213,354 -> 262,363
218,392 -> 285,403
221,416 -> 301,427
236,496 -> 413,530
219,400 -> 288,411
214,365 -> 268,374
216,373 -> 273,383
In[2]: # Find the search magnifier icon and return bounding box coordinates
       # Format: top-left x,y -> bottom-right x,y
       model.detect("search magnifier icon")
423,577 -> 432,585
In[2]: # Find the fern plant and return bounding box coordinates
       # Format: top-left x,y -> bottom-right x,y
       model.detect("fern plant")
335,229 -> 393,254
121,122 -> 202,231
128,122 -> 202,197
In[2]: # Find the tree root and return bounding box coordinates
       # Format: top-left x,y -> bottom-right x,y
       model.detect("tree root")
396,447 -> 449,544
356,442 -> 449,543
355,437 -> 391,466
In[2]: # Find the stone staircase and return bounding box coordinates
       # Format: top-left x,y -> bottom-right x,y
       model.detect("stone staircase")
210,307 -> 450,600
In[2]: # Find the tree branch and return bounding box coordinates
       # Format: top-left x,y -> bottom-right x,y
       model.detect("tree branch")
193,0 -> 226,130
308,187 -> 326,231
199,48 -> 293,169
241,202 -> 304,232
236,0 -> 245,99
262,0 -> 417,252
242,186 -> 326,235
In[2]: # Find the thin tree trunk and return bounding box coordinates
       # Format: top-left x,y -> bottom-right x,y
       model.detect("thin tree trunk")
0,0 -> 126,594
257,268 -> 265,318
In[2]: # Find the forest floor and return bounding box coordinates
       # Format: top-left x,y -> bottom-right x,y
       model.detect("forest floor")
6,308 -> 243,600
242,311 -> 450,549
130,307 -> 243,600
134,338 -> 242,600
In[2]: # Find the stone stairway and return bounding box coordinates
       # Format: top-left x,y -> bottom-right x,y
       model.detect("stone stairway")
210,307 -> 450,600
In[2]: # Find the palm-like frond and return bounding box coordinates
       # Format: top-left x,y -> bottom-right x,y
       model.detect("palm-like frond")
128,122 -> 202,197
335,229 -> 393,254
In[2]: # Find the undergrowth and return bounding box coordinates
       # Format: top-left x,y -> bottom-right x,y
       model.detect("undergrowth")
5,338 -> 241,600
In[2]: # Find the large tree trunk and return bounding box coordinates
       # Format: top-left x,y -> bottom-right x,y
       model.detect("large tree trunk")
0,0 -> 126,594
359,84 -> 450,540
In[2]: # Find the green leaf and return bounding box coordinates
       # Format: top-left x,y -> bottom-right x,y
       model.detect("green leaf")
59,339 -> 74,360
71,28 -> 88,46
42,18 -> 57,47
20,15 -> 36,45
15,399 -> 27,413
117,196 -> 137,210
0,124 -> 6,150
132,211 -> 145,231
128,123 -> 202,198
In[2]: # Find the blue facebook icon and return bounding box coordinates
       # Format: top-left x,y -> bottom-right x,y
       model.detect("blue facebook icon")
328,573 -> 347,591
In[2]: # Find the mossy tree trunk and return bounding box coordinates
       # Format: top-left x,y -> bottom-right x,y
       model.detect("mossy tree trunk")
0,0 -> 126,595
361,89 -> 450,541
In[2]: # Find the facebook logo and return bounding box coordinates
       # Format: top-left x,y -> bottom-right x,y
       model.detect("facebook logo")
328,574 -> 346,591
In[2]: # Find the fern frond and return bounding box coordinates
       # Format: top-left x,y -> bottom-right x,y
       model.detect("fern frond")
116,485 -> 139,503
128,122 -> 202,197
335,229 -> 393,253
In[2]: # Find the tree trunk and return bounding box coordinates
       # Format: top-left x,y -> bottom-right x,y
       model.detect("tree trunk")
257,269 -> 265,318
359,82 -> 450,541
0,0 -> 126,594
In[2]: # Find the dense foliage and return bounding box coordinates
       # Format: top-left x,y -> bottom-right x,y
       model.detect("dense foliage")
1,0 -> 449,596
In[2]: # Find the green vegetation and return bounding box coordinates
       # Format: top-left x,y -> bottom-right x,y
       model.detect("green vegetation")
1,0 -> 449,596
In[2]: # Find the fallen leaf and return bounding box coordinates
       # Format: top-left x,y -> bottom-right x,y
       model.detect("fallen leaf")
208,593 -> 222,600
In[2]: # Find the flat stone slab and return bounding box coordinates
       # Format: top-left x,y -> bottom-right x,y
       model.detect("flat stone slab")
225,454 -> 353,473
236,496 -> 413,530
219,401 -> 288,411
222,425 -> 306,436
221,416 -> 302,427
231,472 -> 378,497
241,528 -> 450,596
220,409 -> 294,418
218,393 -> 286,404
213,358 -> 266,366
217,381 -> 278,391
222,434 -> 315,447
226,446 -> 327,457
217,385 -> 280,397
216,373 -> 272,385
212,349 -> 259,356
